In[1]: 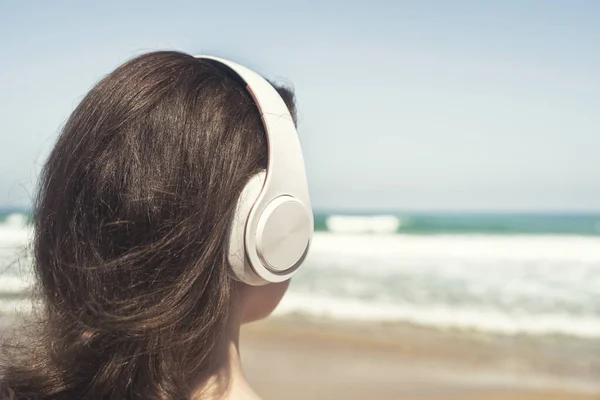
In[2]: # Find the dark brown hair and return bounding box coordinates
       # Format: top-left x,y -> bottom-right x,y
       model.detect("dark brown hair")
0,51 -> 296,399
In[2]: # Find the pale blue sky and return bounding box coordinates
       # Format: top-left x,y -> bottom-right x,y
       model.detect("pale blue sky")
1,0 -> 599,211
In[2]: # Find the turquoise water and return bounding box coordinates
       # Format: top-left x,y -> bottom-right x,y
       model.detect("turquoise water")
314,212 -> 600,235
3,209 -> 599,236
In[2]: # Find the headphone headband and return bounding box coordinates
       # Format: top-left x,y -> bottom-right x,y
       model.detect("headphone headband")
195,55 -> 313,285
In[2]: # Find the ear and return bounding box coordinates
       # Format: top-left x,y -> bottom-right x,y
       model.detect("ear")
236,280 -> 291,324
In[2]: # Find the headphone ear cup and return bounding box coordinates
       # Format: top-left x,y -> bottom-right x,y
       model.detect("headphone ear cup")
227,171 -> 266,284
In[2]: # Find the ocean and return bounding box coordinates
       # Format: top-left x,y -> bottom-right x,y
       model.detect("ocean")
1,210 -> 600,339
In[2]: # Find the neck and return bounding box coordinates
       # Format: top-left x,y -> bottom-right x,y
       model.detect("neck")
190,313 -> 260,400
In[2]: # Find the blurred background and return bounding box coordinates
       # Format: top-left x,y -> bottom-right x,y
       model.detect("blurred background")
1,1 -> 599,399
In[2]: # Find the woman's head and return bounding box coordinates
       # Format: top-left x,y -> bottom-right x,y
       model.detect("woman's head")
1,51 -> 297,399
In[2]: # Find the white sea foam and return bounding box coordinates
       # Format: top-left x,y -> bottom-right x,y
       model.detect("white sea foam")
3,213 -> 29,226
325,215 -> 401,234
0,275 -> 32,293
0,213 -> 32,247
309,232 -> 600,263
0,298 -> 33,315
275,292 -> 600,338
1,222 -> 600,339
282,232 -> 600,338
0,214 -> 33,295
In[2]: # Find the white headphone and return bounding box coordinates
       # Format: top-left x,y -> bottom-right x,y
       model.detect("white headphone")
195,55 -> 313,286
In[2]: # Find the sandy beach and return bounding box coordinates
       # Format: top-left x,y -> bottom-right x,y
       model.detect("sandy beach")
1,313 -> 598,400
241,318 -> 600,400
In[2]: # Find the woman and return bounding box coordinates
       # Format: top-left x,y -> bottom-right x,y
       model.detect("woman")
1,50 -> 310,399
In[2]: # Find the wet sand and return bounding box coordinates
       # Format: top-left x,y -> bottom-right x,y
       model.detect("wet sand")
1,314 -> 598,399
241,318 -> 600,400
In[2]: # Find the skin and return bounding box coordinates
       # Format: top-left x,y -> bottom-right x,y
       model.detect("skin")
191,280 -> 290,400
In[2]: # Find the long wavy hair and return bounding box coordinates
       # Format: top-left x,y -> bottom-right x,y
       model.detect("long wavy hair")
0,51 -> 296,399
